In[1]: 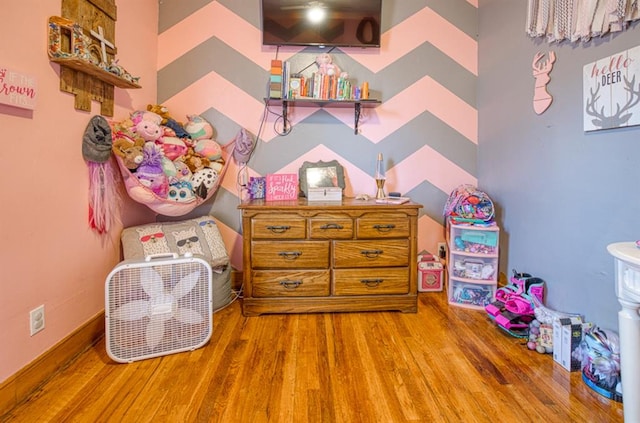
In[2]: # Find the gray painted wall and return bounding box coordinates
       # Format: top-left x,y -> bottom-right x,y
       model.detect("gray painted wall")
479,0 -> 640,330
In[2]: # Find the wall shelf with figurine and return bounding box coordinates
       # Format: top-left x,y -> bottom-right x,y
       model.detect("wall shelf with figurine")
265,98 -> 381,134
47,0 -> 141,116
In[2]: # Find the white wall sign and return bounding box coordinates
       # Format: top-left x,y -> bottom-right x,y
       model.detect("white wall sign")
583,45 -> 640,132
0,67 -> 37,110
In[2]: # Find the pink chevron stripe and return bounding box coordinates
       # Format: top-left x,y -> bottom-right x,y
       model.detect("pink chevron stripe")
215,218 -> 244,271
158,2 -> 302,70
467,0 -> 478,7
327,76 -> 477,144
344,7 -> 477,75
161,71 -> 317,142
417,215 -> 447,256
384,145 -> 477,196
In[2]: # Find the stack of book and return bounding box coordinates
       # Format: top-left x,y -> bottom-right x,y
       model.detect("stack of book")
269,60 -> 283,99
269,60 -> 368,101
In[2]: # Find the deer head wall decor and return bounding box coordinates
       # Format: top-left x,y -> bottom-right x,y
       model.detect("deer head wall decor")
585,75 -> 640,129
532,51 -> 556,115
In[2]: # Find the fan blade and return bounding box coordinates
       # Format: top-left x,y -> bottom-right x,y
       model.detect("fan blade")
140,267 -> 164,299
111,300 -> 150,321
174,307 -> 204,324
145,317 -> 165,348
172,270 -> 201,299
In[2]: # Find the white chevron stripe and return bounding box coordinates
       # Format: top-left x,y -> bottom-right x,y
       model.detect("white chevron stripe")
326,75 -> 477,144
343,7 -> 478,75
158,2 -> 302,70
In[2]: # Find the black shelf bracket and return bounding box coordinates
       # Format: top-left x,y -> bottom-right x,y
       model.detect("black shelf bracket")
354,102 -> 362,135
266,98 -> 380,135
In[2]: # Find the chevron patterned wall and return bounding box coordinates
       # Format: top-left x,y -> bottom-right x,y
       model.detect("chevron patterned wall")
157,0 -> 478,270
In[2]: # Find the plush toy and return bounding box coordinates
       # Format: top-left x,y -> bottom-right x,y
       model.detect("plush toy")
184,115 -> 214,140
112,132 -> 145,170
157,136 -> 188,161
167,181 -> 196,203
135,143 -> 169,197
174,161 -> 193,182
131,110 -> 162,126
193,139 -> 222,161
146,104 -> 171,124
315,53 -> 341,76
191,167 -> 218,199
134,118 -> 163,142
120,145 -> 144,170
181,148 -> 211,173
164,118 -> 191,139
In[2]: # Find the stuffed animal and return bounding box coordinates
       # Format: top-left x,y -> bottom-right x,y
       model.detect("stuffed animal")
193,139 -> 222,161
146,104 -> 171,124
135,143 -> 169,197
167,181 -> 196,203
157,136 -> 188,161
174,161 -> 193,182
181,148 -> 211,173
112,132 -> 145,170
185,115 -> 214,140
315,53 -> 341,76
191,168 -> 218,199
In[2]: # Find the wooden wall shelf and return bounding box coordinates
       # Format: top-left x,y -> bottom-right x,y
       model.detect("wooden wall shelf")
50,57 -> 141,89
265,98 -> 381,134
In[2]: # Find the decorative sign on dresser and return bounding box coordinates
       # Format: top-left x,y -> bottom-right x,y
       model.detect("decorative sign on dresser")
238,198 -> 423,316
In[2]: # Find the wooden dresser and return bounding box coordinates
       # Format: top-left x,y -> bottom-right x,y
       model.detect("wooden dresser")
238,198 -> 423,316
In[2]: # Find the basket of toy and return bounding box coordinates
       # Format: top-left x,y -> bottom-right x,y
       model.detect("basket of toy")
111,106 -> 240,216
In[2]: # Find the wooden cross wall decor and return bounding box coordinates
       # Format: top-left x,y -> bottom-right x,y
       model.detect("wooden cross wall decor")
51,0 -> 139,116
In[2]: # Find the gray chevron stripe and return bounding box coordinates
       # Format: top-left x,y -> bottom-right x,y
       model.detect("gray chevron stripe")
428,0 -> 478,39
158,0 -> 215,34
159,39 -> 476,110
405,180 -> 451,221
244,108 -> 476,177
157,37 -> 270,104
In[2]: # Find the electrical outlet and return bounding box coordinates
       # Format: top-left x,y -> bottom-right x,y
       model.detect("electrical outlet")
437,242 -> 447,260
30,305 -> 45,336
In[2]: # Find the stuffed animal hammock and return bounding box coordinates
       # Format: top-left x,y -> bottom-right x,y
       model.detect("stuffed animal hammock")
111,108 -> 254,217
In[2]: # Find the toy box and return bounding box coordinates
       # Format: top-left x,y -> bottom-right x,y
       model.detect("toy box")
417,252 -> 444,292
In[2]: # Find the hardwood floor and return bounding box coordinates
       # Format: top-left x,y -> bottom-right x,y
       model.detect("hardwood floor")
1,292 -> 623,422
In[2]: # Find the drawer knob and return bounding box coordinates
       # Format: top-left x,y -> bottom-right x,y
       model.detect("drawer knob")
278,251 -> 302,260
361,279 -> 383,287
320,223 -> 344,230
267,225 -> 291,233
361,249 -> 383,259
280,280 -> 302,289
373,224 -> 395,232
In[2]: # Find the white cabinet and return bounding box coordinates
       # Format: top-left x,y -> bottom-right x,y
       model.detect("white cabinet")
446,221 -> 499,309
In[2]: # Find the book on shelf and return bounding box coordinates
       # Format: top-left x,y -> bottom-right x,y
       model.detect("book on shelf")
375,196 -> 411,205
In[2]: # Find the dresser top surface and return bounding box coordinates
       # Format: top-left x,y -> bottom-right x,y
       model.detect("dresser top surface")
238,197 -> 423,211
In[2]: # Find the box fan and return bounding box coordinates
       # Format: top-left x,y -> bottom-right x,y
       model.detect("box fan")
105,253 -> 213,363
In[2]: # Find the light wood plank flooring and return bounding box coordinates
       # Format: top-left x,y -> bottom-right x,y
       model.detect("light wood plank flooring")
1,293 -> 623,422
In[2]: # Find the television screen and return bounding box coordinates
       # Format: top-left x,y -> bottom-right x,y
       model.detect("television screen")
261,0 -> 382,48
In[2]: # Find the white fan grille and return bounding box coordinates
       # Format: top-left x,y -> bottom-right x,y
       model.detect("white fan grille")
105,256 -> 213,363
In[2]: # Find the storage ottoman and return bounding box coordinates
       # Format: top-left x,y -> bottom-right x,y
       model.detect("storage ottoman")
120,215 -> 232,311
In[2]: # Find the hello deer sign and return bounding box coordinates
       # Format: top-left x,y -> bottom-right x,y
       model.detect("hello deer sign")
583,45 -> 640,131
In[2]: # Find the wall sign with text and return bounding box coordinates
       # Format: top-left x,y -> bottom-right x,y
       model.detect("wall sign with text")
583,45 -> 640,132
0,67 -> 37,111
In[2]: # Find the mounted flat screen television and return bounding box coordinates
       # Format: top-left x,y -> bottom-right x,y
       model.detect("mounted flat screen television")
261,0 -> 382,48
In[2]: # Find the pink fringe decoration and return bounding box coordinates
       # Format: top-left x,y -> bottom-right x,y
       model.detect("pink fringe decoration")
88,160 -> 120,234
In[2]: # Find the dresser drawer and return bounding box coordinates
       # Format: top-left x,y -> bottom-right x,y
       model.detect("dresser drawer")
252,241 -> 330,268
251,217 -> 306,239
357,216 -> 410,239
334,268 -> 410,295
251,270 -> 330,297
333,240 -> 409,268
309,216 -> 353,239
